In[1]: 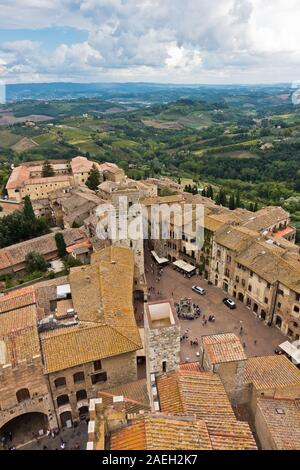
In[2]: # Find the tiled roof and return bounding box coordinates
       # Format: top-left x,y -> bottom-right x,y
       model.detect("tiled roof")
40,322 -> 139,373
0,304 -> 40,366
206,420 -> 257,450
157,369 -> 236,422
6,165 -> 30,189
0,286 -> 35,314
40,246 -> 141,373
111,415 -> 213,450
244,355 -> 300,390
70,156 -> 95,173
0,228 -> 88,270
202,333 -> 247,364
179,362 -> 202,372
110,414 -> 257,450
256,397 -> 300,449
98,379 -> 150,415
25,175 -> 70,185
242,206 -> 289,231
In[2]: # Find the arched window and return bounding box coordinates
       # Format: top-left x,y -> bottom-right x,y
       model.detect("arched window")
73,372 -> 85,384
275,316 -> 282,328
57,394 -> 70,407
16,388 -> 30,403
54,377 -> 66,388
76,390 -> 87,402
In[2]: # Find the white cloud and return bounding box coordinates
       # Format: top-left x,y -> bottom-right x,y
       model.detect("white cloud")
0,0 -> 300,83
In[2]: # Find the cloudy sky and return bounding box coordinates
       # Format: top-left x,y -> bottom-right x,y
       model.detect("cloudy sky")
0,0 -> 299,84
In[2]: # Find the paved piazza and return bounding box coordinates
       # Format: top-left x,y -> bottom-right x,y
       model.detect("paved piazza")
144,246 -> 286,363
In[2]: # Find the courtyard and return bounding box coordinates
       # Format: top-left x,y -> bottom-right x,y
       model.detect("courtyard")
144,246 -> 286,363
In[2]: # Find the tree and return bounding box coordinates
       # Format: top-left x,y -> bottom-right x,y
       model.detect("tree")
23,195 -> 35,224
86,164 -> 100,191
253,202 -> 258,212
229,193 -> 235,210
219,188 -> 227,206
202,187 -> 206,197
55,232 -> 67,258
42,160 -> 55,177
248,202 -> 254,212
206,185 -> 214,199
235,191 -> 241,208
25,251 -> 47,273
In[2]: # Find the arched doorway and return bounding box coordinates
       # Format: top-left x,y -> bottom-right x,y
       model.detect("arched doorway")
0,412 -> 48,448
60,411 -> 73,428
223,281 -> 229,292
238,293 -> 244,302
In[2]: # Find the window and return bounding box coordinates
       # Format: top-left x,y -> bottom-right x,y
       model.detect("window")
16,388 -> 30,403
278,289 -> 284,296
76,389 -> 87,402
162,361 -> 167,373
73,372 -> 85,384
57,394 -> 70,407
235,276 -> 239,283
264,297 -> 269,304
296,294 -> 300,302
248,284 -> 252,292
294,306 -> 300,313
217,249 -> 221,258
54,377 -> 66,388
277,302 -> 281,309
91,372 -> 107,384
250,271 -> 253,277
93,360 -> 102,371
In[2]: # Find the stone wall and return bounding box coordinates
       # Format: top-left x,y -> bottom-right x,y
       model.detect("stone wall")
48,352 -> 137,426
0,355 -> 57,431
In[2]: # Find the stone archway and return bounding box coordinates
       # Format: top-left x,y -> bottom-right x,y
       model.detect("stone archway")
0,412 -> 48,448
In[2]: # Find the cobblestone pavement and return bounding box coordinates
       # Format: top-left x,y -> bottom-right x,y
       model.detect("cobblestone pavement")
18,421 -> 88,451
144,246 -> 286,363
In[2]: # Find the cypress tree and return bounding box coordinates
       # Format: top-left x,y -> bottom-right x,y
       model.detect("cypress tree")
229,193 -> 235,210
42,160 -> 55,177
55,232 -> 67,258
23,195 -> 36,224
86,164 -> 101,191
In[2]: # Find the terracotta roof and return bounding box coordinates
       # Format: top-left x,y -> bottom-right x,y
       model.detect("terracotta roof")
244,355 -> 300,390
111,415 -> 212,450
0,286 -> 35,314
202,333 -> 247,364
206,420 -> 257,450
0,304 -> 40,366
6,165 -> 30,189
25,175 -> 70,185
0,228 -> 88,271
157,369 -> 236,422
40,322 -> 140,373
274,226 -> 295,238
40,246 -> 141,373
98,379 -> 150,415
66,239 -> 91,254
256,397 -> 300,449
242,206 -> 289,231
179,362 -> 202,372
110,414 -> 257,450
70,156 -> 95,174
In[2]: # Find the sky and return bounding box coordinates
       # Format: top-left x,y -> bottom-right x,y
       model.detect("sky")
0,0 -> 300,85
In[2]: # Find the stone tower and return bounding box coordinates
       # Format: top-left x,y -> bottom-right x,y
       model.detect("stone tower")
144,299 -> 181,410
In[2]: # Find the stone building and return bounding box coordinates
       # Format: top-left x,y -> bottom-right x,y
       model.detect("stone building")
87,365 -> 257,450
0,228 -> 89,276
144,299 -> 180,410
200,333 -> 247,405
6,157 -> 126,202
0,246 -> 142,445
